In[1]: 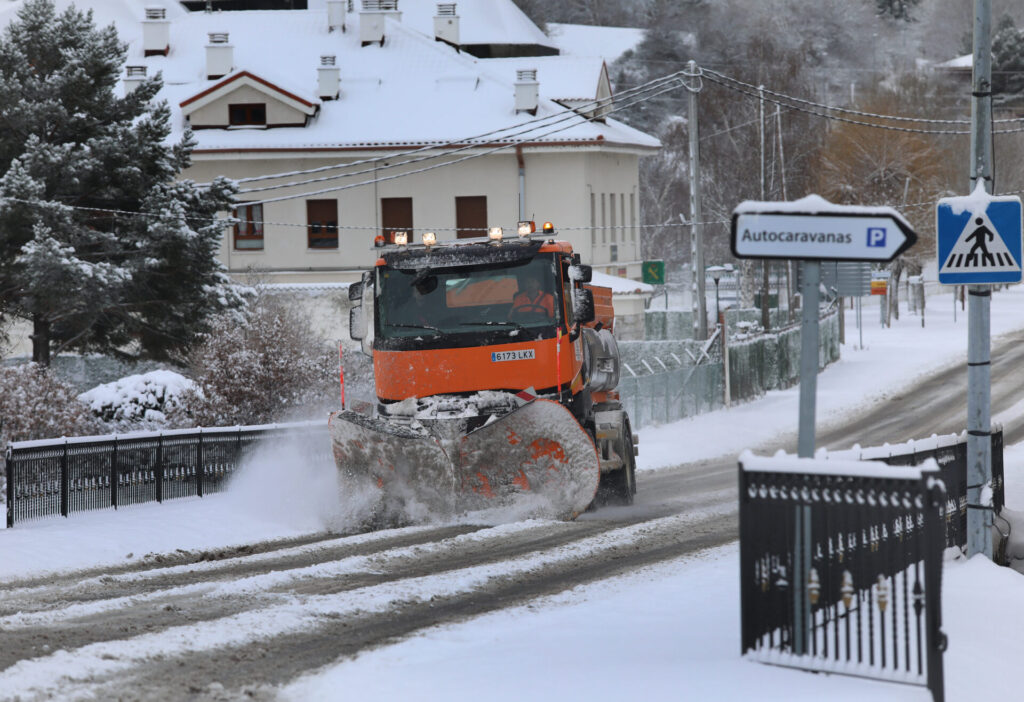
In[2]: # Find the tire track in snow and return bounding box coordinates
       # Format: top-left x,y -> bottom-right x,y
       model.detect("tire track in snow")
0,506 -> 735,701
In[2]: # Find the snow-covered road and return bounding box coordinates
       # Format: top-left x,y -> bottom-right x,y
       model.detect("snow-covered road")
5,287 -> 1024,700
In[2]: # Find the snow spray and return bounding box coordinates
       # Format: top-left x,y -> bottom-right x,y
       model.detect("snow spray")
338,342 -> 345,410
224,430 -> 378,532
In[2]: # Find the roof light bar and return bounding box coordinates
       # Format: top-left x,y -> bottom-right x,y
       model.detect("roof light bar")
488,227 -> 503,241
422,231 -> 436,247
393,231 -> 408,246
517,221 -> 535,237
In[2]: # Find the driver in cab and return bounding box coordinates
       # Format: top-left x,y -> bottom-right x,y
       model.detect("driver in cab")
511,273 -> 554,317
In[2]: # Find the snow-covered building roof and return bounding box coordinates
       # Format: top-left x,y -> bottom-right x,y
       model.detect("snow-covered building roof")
367,0 -> 557,55
591,270 -> 653,296
546,22 -> 646,66
7,0 -> 657,155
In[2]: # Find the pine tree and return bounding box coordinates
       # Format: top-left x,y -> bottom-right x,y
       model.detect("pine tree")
0,0 -> 248,366
992,15 -> 1024,99
876,0 -> 920,23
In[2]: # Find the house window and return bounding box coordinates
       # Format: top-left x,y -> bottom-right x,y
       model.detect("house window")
610,244 -> 618,262
381,197 -> 413,244
610,194 -> 617,243
306,199 -> 338,248
229,103 -> 267,126
233,203 -> 263,250
455,196 -> 487,239
620,193 -> 626,243
590,191 -> 596,247
600,194 -> 606,244
630,192 -> 636,243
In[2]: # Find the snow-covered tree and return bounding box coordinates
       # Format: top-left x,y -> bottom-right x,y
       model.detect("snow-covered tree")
876,0 -> 920,22
0,0 -> 248,367
178,291 -> 339,427
993,15 -> 1024,99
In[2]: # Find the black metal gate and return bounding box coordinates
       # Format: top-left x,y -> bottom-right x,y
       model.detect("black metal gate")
739,455 -> 947,701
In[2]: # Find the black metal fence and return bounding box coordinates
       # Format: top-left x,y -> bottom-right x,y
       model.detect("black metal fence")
739,455 -> 947,702
831,427 -> 1004,550
5,422 -> 331,527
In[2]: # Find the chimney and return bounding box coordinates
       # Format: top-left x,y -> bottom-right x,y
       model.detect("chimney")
433,3 -> 459,47
124,65 -> 147,93
142,6 -> 169,57
514,69 -> 538,115
318,55 -> 340,100
360,0 -> 400,47
326,0 -> 346,32
206,32 -> 233,80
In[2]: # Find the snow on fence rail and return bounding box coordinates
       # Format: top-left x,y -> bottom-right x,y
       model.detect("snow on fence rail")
4,422 -> 331,528
739,452 -> 947,702
809,426 -> 1005,550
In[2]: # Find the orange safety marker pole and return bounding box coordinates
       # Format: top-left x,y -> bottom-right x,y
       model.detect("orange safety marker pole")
338,342 -> 345,410
556,327 -> 562,402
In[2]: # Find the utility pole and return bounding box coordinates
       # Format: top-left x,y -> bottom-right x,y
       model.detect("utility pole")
687,60 -> 707,340
759,85 -> 770,332
967,0 -> 993,558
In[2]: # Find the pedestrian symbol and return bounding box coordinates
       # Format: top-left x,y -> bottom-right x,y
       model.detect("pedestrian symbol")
936,189 -> 1023,285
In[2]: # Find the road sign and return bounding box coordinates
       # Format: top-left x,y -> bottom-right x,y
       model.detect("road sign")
642,259 -> 665,285
936,189 -> 1023,285
731,196 -> 917,262
870,279 -> 887,296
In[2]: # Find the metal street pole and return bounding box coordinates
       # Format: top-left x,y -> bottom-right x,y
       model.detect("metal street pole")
967,0 -> 993,559
797,261 -> 820,458
687,60 -> 707,340
759,85 -> 770,332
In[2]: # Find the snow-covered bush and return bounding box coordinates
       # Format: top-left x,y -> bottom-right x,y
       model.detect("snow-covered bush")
78,370 -> 195,431
178,295 -> 339,427
0,364 -> 99,445
0,363 -> 99,508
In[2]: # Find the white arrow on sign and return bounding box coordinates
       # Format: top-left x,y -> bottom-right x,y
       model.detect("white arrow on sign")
730,196 -> 917,262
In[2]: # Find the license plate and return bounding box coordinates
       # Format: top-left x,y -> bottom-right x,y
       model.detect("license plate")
491,349 -> 535,362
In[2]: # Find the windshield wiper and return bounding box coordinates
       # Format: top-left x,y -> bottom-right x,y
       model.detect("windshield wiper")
389,323 -> 444,334
459,321 -> 528,333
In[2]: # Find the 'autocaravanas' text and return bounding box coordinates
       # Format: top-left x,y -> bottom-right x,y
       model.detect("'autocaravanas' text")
740,229 -> 852,244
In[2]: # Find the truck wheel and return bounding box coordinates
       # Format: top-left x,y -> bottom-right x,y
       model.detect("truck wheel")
598,423 -> 635,506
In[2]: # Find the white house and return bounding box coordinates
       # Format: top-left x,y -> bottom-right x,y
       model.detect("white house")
0,0 -> 659,354
110,0 -> 660,285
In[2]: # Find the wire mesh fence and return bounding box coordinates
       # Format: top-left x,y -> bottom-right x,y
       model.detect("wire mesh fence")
619,312 -> 840,428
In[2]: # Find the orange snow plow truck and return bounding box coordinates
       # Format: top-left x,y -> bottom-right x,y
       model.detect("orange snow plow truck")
333,222 -> 637,521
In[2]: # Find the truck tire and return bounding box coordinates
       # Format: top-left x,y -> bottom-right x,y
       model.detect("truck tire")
597,420 -> 636,506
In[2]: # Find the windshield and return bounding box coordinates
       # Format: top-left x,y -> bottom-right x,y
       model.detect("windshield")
377,255 -> 561,339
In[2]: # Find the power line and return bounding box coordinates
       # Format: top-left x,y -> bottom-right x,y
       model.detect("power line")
235,73 -> 687,195
219,73 -> 686,191
242,78 -> 687,207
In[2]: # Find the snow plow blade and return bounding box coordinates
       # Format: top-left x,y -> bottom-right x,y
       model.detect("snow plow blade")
329,399 -> 599,522
456,399 -> 600,518
329,411 -> 456,523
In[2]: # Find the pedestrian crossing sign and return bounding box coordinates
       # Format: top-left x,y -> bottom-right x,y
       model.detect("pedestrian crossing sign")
936,188 -> 1023,285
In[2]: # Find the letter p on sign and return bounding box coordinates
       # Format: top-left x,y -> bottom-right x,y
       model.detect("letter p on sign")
867,227 -> 886,247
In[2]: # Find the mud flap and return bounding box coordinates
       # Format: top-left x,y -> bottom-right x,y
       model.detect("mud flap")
456,399 -> 600,519
329,411 -> 456,522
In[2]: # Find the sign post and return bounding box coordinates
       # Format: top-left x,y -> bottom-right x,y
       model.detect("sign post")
732,195 -> 917,658
731,195 -> 917,457
936,186 -> 1022,559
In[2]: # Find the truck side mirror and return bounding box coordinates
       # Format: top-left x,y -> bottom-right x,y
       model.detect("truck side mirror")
575,288 -> 596,324
348,280 -> 363,302
349,306 -> 365,341
570,264 -> 593,284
